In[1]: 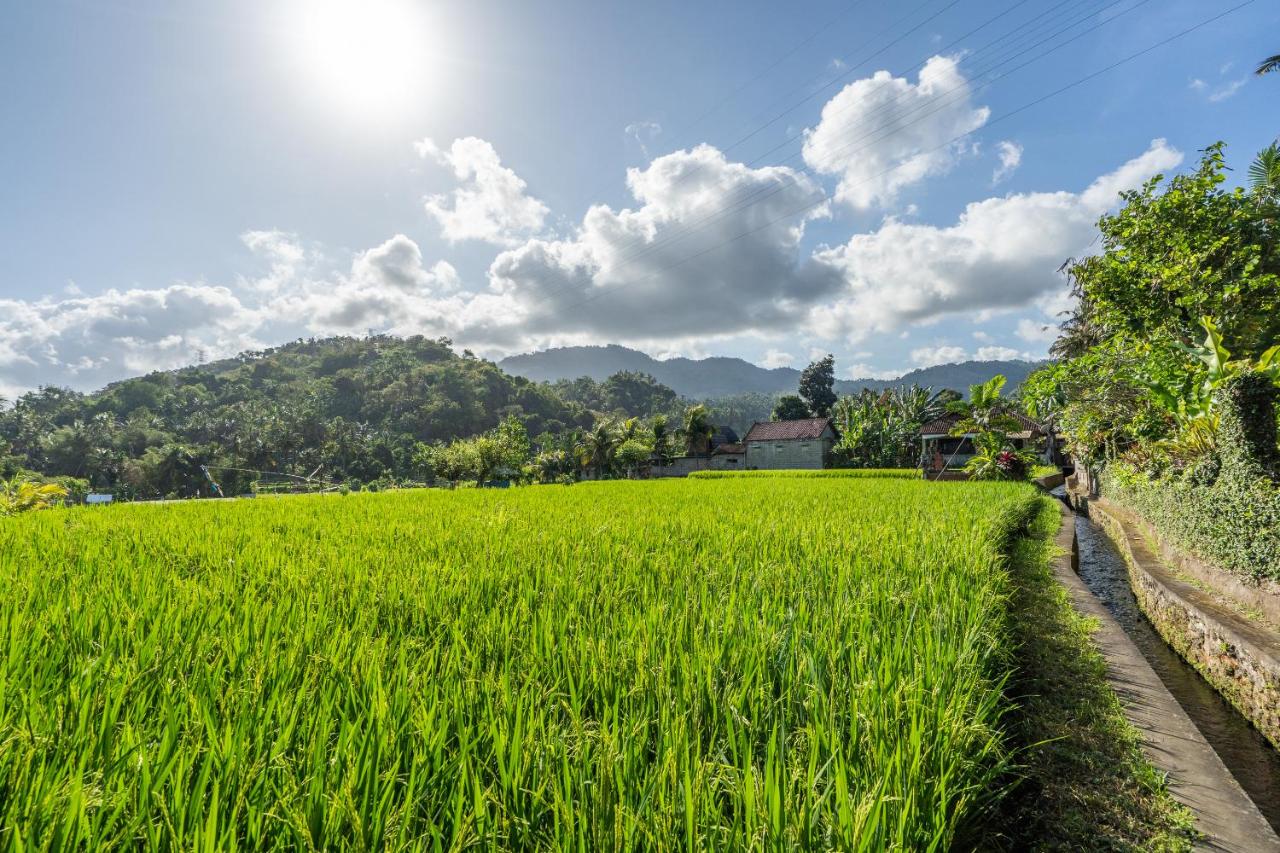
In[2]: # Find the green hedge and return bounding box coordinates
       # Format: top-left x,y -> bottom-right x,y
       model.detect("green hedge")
1100,372 -> 1280,584
1102,464 -> 1280,583
688,469 -> 919,480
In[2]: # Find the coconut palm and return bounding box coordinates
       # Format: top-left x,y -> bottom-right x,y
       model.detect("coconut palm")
1249,143 -> 1280,201
580,421 -> 618,479
1257,54 -> 1280,75
680,405 -> 714,456
650,415 -> 674,466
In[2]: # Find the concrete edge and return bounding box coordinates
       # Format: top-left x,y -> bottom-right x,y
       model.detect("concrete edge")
1091,496 -> 1280,630
1085,496 -> 1280,750
1046,498 -> 1280,852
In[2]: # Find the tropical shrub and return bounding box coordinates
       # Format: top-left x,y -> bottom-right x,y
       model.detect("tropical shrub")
0,476 -> 69,517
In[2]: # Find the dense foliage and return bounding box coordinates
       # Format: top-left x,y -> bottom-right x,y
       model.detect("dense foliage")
1,477 -> 1041,849
1023,143 -> 1280,469
831,387 -> 948,468
1102,372 -> 1280,582
0,336 -> 601,497
1023,141 -> 1280,578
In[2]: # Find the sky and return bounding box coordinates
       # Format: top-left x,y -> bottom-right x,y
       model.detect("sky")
1,0 -> 1277,396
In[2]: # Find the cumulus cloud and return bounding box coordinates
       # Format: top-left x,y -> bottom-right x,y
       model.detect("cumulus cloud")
910,343 -> 1031,368
761,348 -> 795,368
486,144 -> 840,342
910,345 -> 969,367
802,56 -> 990,209
808,139 -> 1183,341
416,137 -> 549,245
991,140 -> 1023,184
0,284 -> 262,394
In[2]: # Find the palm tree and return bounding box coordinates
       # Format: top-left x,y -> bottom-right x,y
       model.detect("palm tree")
947,375 -> 1020,437
1249,143 -> 1280,201
1257,54 -> 1280,75
650,415 -> 674,466
580,421 -> 618,479
680,405 -> 714,456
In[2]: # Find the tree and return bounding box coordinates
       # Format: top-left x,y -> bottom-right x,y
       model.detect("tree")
615,439 -> 653,477
1068,143 -> 1280,359
1249,143 -> 1280,202
798,355 -> 837,417
1257,53 -> 1280,75
680,405 -> 714,456
771,395 -> 810,421
649,415 -> 675,466
580,421 -> 619,478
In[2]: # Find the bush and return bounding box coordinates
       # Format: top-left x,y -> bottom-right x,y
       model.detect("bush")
1102,463 -> 1280,583
1101,371 -> 1280,583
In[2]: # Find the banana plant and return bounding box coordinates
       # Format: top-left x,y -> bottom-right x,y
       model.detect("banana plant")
0,476 -> 69,517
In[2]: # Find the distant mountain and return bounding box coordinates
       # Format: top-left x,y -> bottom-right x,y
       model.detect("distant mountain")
500,344 -> 1047,399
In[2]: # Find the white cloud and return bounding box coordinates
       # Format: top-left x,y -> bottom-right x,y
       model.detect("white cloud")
845,362 -> 901,380
809,139 -> 1183,341
416,137 -> 549,245
761,348 -> 795,369
974,345 -> 1023,361
1189,76 -> 1247,102
1015,317 -> 1058,344
802,55 -> 990,209
991,140 -> 1023,184
486,144 -> 840,343
624,121 -> 663,158
910,345 -> 969,367
0,284 -> 262,393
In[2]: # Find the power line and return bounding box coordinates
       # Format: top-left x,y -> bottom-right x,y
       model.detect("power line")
523,0 -> 1146,313
533,0 -> 1257,323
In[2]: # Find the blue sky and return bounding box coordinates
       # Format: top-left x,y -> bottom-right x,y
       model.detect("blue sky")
1,0 -> 1276,395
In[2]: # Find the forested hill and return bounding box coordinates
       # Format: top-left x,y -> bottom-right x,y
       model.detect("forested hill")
0,336 -> 594,497
501,344 -> 1045,398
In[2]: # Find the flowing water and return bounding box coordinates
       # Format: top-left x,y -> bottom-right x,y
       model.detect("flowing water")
1068,503 -> 1280,831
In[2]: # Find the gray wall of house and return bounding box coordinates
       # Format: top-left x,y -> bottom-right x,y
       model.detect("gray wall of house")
746,439 -> 831,469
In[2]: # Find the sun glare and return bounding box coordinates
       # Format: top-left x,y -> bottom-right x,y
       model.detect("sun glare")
288,0 -> 435,120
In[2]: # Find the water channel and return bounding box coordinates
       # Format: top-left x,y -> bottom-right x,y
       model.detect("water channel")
1067,501 -> 1280,831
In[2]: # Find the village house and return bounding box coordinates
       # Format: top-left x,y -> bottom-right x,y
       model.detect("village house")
651,425 -> 742,476
917,412 -> 1051,474
743,418 -> 835,470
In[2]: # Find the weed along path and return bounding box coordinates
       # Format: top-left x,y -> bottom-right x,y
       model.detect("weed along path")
1067,499 -> 1280,844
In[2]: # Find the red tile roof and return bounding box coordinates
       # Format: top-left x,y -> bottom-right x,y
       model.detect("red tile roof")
918,411 -> 1044,437
744,418 -> 833,442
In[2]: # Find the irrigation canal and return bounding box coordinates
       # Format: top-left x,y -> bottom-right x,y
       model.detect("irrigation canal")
1067,501 -> 1280,832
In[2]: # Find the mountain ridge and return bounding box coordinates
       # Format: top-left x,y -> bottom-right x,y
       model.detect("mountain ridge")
500,344 -> 1047,399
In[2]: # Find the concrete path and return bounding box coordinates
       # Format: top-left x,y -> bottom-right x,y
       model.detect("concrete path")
1050,500 -> 1280,852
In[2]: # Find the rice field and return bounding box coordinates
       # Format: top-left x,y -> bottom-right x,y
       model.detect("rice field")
687,469 -> 919,479
0,477 -> 1040,850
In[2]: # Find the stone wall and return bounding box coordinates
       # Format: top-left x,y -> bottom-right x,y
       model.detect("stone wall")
1083,497 -> 1280,750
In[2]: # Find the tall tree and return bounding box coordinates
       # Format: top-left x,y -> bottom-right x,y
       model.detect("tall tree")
771,395 -> 810,421
798,355 -> 837,417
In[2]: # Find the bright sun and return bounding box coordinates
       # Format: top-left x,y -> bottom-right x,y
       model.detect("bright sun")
288,0 -> 434,120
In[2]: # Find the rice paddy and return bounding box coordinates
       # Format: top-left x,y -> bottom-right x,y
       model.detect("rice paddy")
0,476 -> 1041,850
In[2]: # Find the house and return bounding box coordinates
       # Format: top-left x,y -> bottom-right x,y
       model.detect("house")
743,418 -> 835,470
710,442 -> 745,469
917,412 -> 1050,473
650,425 -> 741,477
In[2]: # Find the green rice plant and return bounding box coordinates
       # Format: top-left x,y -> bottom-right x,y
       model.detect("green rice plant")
0,478 -> 1038,850
687,468 -> 919,480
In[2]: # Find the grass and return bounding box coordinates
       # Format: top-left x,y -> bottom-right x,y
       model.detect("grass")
687,468 -> 919,479
986,500 -> 1196,851
1,477 -> 1039,850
